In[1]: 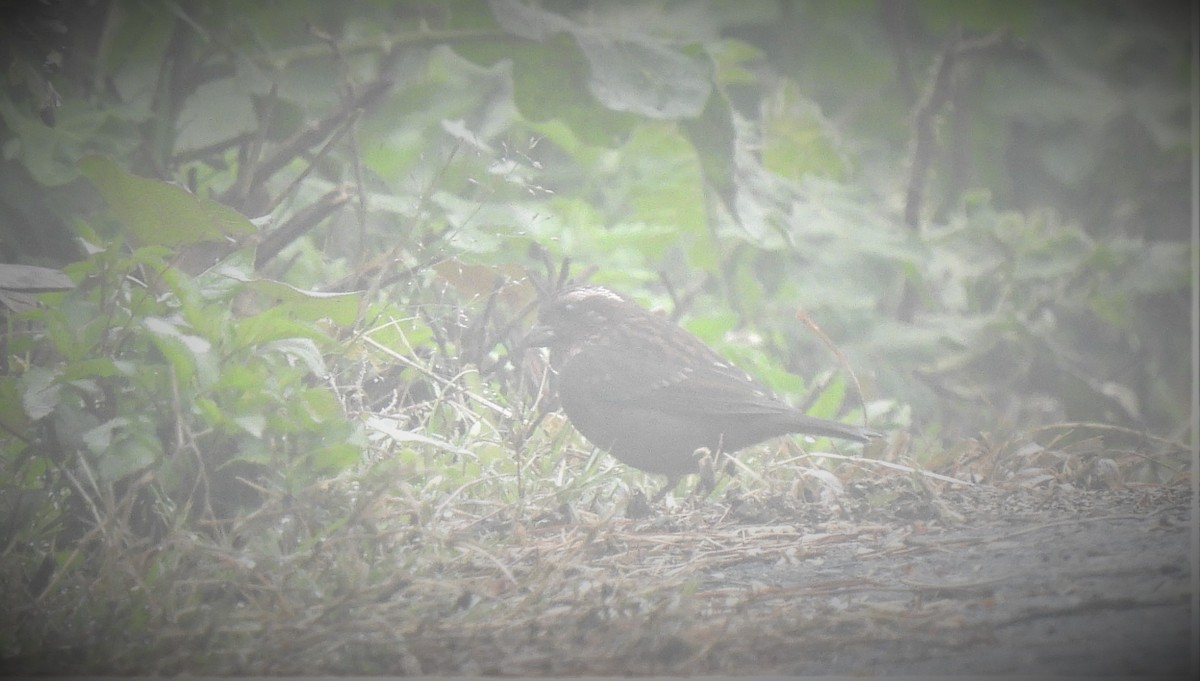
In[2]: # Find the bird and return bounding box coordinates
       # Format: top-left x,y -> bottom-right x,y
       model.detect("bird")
523,284 -> 882,497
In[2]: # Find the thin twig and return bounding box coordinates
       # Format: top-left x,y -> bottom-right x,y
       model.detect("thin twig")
803,450 -> 975,487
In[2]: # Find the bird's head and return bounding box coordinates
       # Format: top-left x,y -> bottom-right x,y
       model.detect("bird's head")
523,285 -> 633,351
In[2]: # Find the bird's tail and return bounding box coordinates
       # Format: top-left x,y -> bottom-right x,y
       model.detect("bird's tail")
789,414 -> 883,443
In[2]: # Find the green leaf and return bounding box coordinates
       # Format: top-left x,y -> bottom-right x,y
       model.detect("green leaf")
363,307 -> 435,356
233,308 -> 330,349
143,316 -> 214,387
59,357 -> 134,382
261,338 -> 328,378
0,97 -> 107,186
575,34 -> 711,119
807,373 -> 849,420
0,376 -> 32,436
614,123 -> 707,256
233,414 -> 267,438
762,80 -> 847,181
365,415 -> 471,456
77,155 -> 256,247
283,386 -> 343,431
490,0 -> 713,119
487,0 -> 571,39
83,416 -> 163,482
708,38 -> 765,88
81,416 -> 123,454
218,267 -> 362,326
462,34 -> 639,144
310,442 -> 362,472
20,366 -> 61,421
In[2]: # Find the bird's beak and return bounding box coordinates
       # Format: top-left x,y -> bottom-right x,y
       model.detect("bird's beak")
522,324 -> 557,349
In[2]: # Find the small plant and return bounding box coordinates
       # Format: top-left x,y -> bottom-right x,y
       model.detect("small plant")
0,228 -> 371,655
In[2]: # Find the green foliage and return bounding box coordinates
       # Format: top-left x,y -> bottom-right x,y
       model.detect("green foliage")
0,0 -> 1190,673
78,156 -> 257,247
7,237 -> 364,514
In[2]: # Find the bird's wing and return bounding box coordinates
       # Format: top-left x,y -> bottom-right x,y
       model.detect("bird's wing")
563,330 -> 792,418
